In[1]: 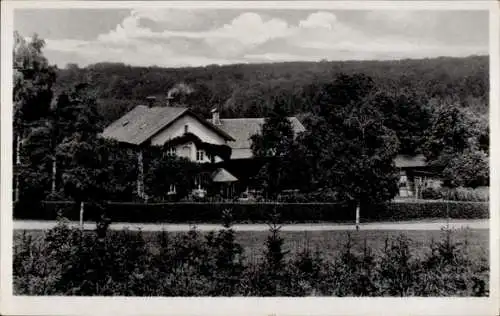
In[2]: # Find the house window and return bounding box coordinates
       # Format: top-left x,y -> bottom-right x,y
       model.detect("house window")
196,149 -> 204,161
184,124 -> 189,133
166,147 -> 177,157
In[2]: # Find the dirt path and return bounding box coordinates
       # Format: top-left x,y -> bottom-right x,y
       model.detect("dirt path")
13,219 -> 489,231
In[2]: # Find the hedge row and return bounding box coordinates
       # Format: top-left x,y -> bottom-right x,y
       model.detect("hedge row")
364,201 -> 489,221
14,200 -> 489,223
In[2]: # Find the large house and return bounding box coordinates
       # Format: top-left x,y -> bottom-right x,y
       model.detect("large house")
101,100 -> 439,200
100,100 -> 305,198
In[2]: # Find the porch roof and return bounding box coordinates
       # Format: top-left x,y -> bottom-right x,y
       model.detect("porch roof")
212,168 -> 238,183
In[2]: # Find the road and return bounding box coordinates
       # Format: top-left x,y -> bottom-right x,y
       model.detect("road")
13,219 -> 489,231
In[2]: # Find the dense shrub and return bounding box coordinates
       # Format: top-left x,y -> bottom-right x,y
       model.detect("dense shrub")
13,200 -> 489,223
421,187 -> 443,200
414,228 -> 489,296
317,234 -> 379,296
13,218 -> 489,296
378,235 -> 418,296
441,187 -> 489,202
421,186 -> 489,202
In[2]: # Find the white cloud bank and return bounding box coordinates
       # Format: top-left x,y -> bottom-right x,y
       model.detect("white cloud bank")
40,10 -> 488,68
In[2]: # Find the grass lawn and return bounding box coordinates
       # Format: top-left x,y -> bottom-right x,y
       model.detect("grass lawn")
14,227 -> 489,264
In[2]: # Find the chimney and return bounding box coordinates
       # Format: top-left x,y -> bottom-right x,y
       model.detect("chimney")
146,96 -> 156,108
211,107 -> 221,125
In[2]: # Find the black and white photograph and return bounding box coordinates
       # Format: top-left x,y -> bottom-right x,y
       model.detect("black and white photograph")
1,0 -> 499,315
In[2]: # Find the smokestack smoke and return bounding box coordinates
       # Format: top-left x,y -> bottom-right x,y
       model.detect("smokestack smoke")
166,82 -> 195,106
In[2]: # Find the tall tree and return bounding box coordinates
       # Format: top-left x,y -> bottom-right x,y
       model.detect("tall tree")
13,32 -> 56,201
422,102 -> 489,189
442,148 -> 489,188
57,135 -> 112,225
17,121 -> 53,202
51,83 -> 102,194
422,103 -> 475,164
250,94 -> 296,199
56,85 -> 106,223
374,91 -> 432,155
298,75 -> 400,210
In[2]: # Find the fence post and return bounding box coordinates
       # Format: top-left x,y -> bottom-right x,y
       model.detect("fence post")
79,201 -> 84,230
355,203 -> 360,231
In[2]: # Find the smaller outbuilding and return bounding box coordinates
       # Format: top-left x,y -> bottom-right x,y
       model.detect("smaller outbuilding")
395,154 -> 442,199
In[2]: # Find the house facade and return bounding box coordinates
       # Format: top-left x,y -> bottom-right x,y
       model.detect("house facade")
100,101 -> 306,198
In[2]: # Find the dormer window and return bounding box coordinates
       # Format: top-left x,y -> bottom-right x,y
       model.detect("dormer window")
140,123 -> 147,129
122,120 -> 129,126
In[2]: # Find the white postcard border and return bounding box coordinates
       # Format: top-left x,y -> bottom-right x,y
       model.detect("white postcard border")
1,1 -> 499,316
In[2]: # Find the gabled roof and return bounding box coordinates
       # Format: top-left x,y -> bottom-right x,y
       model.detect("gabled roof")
101,105 -> 234,145
394,154 -> 427,168
216,117 -> 306,150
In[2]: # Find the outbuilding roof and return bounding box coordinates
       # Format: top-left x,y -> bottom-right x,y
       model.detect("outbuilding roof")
394,154 -> 427,168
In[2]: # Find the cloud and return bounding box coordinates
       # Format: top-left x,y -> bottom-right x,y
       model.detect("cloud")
131,8 -> 227,31
299,11 -> 337,30
363,10 -> 439,30
97,14 -> 154,43
38,10 -> 488,68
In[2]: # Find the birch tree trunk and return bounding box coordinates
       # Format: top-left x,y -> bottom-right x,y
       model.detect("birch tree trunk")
14,133 -> 21,202
51,157 -> 57,194
79,201 -> 84,230
355,203 -> 360,231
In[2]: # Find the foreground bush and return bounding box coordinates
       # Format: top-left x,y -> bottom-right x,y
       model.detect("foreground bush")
14,200 -> 489,223
13,218 -> 489,297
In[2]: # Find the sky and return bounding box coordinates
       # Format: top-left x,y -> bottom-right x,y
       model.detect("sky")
14,8 -> 489,68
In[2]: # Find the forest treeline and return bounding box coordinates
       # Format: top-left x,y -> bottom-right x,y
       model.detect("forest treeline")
14,32 -> 489,210
56,55 -> 489,125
